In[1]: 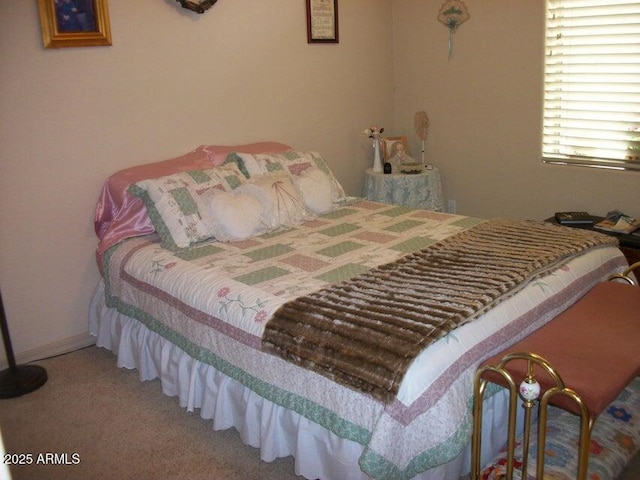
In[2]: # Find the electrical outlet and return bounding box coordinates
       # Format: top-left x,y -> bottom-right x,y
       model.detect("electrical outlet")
448,199 -> 457,214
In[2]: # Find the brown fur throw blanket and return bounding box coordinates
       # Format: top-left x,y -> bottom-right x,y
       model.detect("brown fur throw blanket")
262,219 -> 618,403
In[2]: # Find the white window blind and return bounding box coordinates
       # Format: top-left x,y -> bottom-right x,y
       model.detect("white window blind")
543,0 -> 640,171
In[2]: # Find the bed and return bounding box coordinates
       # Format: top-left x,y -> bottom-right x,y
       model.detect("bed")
89,142 -> 629,480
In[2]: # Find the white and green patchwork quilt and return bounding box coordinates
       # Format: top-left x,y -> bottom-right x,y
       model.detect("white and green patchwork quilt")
100,200 -> 627,479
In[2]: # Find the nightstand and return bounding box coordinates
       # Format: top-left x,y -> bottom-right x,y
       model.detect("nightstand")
363,167 -> 444,211
546,216 -> 640,265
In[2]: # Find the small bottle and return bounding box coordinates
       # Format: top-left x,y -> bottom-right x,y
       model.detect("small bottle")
383,162 -> 392,174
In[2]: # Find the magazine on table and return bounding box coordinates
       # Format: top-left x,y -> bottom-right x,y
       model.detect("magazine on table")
593,211 -> 640,234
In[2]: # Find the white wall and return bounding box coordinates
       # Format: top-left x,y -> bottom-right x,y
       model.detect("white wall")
1,1 -> 638,363
392,0 -> 639,220
0,0 -> 394,364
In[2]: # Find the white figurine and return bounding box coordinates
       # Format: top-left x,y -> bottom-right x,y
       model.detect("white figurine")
390,143 -> 423,174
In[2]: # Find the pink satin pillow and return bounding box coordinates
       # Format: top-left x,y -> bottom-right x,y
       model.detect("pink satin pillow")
94,142 -> 292,261
200,142 -> 291,166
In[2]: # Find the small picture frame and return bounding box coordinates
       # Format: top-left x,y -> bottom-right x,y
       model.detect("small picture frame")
38,0 -> 112,49
382,136 -> 409,162
306,0 -> 339,44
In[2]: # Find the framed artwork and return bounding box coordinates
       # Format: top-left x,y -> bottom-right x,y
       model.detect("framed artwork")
37,0 -> 112,49
382,136 -> 409,162
306,0 -> 339,43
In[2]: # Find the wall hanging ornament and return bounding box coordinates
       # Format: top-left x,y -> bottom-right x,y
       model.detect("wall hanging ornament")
438,0 -> 470,61
176,0 -> 218,14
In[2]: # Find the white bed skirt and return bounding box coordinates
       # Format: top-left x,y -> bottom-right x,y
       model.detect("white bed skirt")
89,280 -> 509,480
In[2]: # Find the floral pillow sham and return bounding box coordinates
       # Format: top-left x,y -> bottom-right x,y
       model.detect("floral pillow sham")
129,163 -> 248,249
130,150 -> 343,247
225,150 -> 347,208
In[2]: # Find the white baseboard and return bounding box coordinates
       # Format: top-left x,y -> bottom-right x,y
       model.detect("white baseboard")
0,332 -> 96,371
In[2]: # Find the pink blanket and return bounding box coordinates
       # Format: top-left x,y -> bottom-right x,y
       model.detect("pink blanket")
94,142 -> 291,262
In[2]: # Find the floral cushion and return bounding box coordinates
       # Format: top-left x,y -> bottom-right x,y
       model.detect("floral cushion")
129,163 -> 248,249
225,150 -> 347,207
481,376 -> 640,480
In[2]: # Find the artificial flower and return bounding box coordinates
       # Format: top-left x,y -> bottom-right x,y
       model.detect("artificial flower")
363,124 -> 384,140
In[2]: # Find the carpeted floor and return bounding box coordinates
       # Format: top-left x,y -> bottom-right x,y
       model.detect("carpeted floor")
0,346 -> 639,480
0,346 -> 301,480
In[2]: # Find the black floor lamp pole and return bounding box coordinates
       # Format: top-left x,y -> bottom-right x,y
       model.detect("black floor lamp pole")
0,288 -> 48,399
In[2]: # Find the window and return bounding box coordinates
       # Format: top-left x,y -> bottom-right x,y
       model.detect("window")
543,0 -> 640,171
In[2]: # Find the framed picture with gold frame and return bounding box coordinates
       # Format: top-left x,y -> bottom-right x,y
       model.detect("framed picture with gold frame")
382,136 -> 409,162
37,0 -> 112,49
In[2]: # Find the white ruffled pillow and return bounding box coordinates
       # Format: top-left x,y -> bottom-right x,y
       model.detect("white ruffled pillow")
292,168 -> 334,215
236,172 -> 313,230
203,191 -> 266,242
228,150 -> 346,208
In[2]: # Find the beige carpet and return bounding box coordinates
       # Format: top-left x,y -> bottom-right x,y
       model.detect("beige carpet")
0,346 -> 301,480
1,346 -> 639,480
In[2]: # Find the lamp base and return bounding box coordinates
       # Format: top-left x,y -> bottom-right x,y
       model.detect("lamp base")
0,365 -> 47,399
